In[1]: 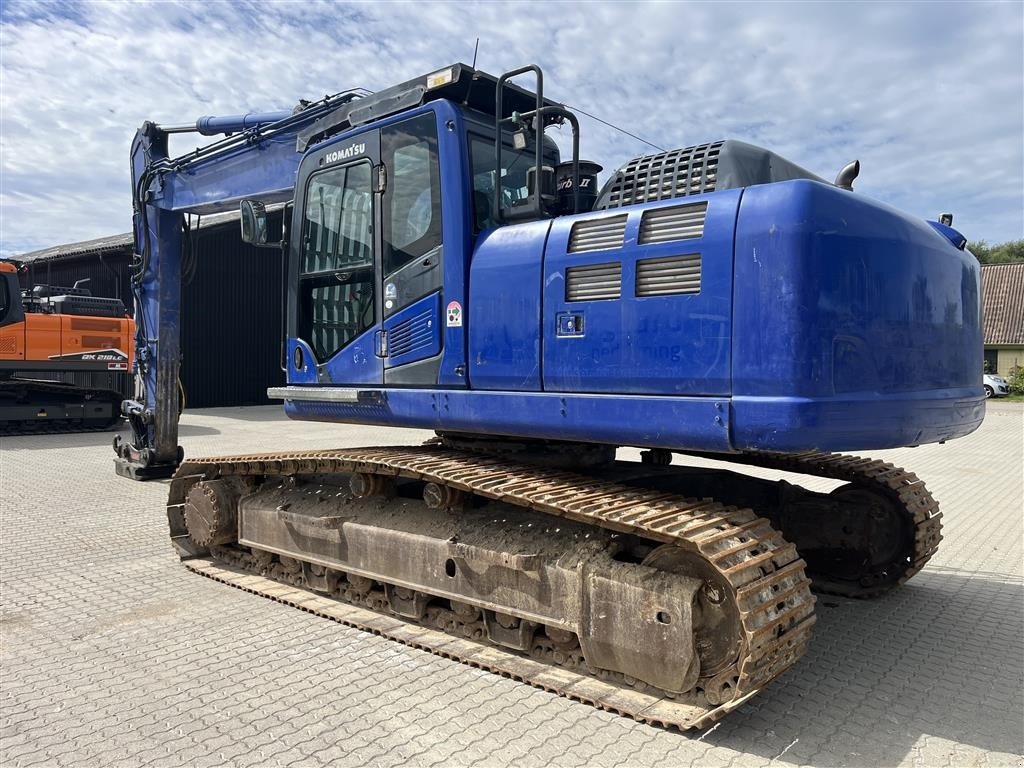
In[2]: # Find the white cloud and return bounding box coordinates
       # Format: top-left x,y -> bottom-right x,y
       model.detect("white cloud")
0,0 -> 1021,256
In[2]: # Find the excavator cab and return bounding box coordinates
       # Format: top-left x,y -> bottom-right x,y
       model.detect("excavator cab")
0,261 -> 24,327
246,67 -> 581,393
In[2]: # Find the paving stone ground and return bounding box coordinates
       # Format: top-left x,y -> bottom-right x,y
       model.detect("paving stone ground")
2,403 -> 1022,767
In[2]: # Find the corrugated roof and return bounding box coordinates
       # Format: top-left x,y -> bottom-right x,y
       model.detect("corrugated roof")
14,208 -> 253,264
16,232 -> 134,263
981,263 -> 1024,345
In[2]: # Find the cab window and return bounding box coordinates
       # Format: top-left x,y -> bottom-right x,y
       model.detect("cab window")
468,133 -> 559,232
297,161 -> 374,362
382,113 -> 442,276
301,163 -> 373,274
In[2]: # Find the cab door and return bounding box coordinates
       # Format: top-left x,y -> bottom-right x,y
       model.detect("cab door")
287,131 -> 382,386
379,111 -> 445,385
0,268 -> 26,362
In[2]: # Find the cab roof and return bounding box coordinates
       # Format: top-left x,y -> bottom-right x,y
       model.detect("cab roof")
297,63 -> 559,152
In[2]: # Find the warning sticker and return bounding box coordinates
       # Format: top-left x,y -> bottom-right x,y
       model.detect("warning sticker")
446,300 -> 463,327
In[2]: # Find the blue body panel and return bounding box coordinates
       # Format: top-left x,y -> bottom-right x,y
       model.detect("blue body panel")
542,191 -> 738,394
284,390 -> 732,452
289,330 -> 381,386
468,220 -> 550,390
434,104 -> 472,388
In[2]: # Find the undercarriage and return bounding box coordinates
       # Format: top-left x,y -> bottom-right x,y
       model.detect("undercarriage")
167,439 -> 940,729
0,376 -> 124,435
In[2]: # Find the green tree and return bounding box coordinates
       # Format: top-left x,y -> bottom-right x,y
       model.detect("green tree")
967,240 -> 1024,264
1008,365 -> 1024,396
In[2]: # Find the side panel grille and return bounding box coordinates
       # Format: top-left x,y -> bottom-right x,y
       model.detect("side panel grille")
568,215 -> 627,253
636,254 -> 702,297
388,307 -> 435,358
638,202 -> 708,244
566,262 -> 622,302
596,142 -> 722,209
70,318 -> 122,332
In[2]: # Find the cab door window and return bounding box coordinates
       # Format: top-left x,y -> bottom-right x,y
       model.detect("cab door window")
381,113 -> 442,315
298,161 -> 374,361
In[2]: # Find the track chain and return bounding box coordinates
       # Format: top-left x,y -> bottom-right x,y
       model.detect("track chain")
169,445 -> 816,729
680,450 -> 942,598
0,378 -> 124,436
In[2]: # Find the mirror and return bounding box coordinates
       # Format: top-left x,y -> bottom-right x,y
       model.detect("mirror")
239,199 -> 268,245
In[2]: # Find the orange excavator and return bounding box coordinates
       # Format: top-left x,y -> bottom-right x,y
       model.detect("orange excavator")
0,258 -> 134,434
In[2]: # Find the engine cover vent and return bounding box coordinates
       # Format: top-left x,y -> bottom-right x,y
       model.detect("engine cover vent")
568,214 -> 627,253
599,143 -> 722,209
638,202 -> 708,245
593,139 -> 825,210
636,254 -> 702,297
566,262 -> 622,301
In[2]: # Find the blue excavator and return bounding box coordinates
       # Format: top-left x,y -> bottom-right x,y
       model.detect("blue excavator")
115,64 -> 983,728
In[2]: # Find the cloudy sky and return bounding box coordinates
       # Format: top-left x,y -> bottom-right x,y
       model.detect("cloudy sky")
0,0 -> 1021,257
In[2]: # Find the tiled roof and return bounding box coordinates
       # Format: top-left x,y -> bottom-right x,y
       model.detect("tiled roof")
982,263 -> 1024,345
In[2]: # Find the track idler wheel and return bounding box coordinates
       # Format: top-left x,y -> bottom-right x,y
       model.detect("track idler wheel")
183,479 -> 247,547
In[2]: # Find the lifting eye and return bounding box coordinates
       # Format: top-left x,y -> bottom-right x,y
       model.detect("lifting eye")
444,558 -> 457,578
293,346 -> 304,370
656,611 -> 672,625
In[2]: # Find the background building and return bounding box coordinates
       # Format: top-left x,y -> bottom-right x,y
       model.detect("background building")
14,210 -> 286,408
981,263 -> 1024,376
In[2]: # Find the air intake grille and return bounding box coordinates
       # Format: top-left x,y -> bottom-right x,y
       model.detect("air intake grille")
636,254 -> 702,297
639,202 -> 707,244
566,262 -> 622,302
597,142 -> 722,209
568,214 -> 627,253
388,307 -> 435,358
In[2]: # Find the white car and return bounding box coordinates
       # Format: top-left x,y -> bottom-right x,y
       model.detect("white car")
984,373 -> 1010,398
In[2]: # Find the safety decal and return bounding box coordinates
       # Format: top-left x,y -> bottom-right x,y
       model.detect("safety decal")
446,300 -> 463,327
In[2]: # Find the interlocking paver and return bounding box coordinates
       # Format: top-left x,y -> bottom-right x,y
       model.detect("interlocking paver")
2,404 -> 1022,767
